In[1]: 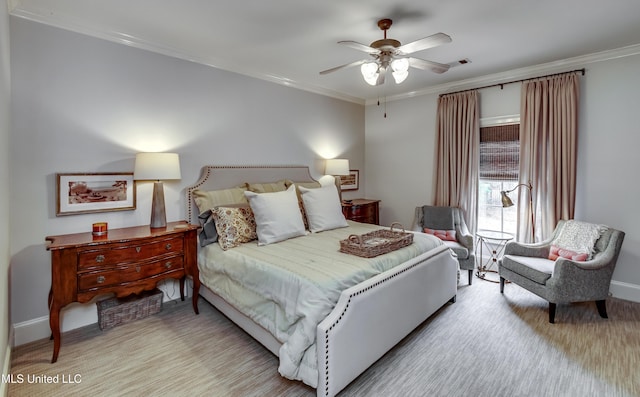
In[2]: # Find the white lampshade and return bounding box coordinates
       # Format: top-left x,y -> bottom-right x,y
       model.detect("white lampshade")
325,159 -> 350,176
134,152 -> 181,181
134,152 -> 181,228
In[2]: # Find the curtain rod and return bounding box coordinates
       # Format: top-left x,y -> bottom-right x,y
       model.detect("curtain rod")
439,68 -> 586,97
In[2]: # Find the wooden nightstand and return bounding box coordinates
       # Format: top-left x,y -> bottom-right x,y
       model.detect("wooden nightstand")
45,221 -> 200,363
342,199 -> 380,225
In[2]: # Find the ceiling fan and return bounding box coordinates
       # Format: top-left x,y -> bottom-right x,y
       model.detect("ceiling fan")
320,18 -> 453,86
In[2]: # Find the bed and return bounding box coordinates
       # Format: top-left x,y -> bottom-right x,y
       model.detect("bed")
186,165 -> 458,397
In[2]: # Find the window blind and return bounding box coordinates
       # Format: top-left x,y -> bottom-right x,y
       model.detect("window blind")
479,124 -> 519,180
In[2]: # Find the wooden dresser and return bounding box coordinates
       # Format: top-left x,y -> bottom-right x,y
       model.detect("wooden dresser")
342,199 -> 381,225
46,221 -> 200,363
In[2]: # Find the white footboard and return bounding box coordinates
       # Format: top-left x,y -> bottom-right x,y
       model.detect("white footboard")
316,245 -> 458,397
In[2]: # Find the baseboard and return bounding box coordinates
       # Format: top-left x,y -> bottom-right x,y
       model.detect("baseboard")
13,281 -> 191,347
0,328 -> 13,397
610,280 -> 640,303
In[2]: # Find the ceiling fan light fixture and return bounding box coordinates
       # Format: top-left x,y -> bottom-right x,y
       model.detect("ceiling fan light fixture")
391,58 -> 409,72
391,58 -> 410,84
392,70 -> 409,84
361,62 -> 380,86
321,19 -> 457,87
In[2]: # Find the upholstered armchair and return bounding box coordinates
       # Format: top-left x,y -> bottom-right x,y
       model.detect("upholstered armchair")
499,220 -> 625,323
412,206 -> 475,285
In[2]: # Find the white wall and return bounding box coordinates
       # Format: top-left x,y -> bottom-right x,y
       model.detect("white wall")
366,55 -> 640,301
1,0 -> 12,384
9,17 -> 364,343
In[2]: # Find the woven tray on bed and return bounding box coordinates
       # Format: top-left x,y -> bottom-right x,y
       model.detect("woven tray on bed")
339,222 -> 413,258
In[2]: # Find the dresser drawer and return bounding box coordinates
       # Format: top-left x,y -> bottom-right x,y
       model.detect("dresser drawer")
78,236 -> 184,270
342,199 -> 380,225
349,205 -> 374,218
78,255 -> 184,291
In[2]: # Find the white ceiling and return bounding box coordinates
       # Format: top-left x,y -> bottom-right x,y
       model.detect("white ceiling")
9,0 -> 640,104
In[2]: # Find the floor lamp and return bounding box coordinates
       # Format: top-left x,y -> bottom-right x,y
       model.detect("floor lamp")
500,182 -> 536,242
134,152 -> 181,228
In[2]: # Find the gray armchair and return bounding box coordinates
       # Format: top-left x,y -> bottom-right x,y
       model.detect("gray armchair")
412,206 -> 475,285
499,220 -> 625,323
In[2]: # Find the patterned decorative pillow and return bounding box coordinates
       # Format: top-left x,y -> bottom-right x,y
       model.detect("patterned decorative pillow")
423,227 -> 457,242
548,245 -> 588,261
210,205 -> 257,250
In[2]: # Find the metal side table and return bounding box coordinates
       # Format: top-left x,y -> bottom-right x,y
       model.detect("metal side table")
475,230 -> 513,283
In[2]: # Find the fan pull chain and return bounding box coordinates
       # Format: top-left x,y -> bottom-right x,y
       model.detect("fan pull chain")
384,94 -> 387,118
376,94 -> 388,118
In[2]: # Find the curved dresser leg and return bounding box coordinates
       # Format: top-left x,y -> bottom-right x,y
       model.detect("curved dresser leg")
49,303 -> 62,363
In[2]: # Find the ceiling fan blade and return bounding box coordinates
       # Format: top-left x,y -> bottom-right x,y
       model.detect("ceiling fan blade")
409,57 -> 450,74
338,40 -> 379,54
397,33 -> 452,55
319,59 -> 367,75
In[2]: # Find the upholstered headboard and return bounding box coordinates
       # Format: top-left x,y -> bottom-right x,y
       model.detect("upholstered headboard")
185,165 -> 320,224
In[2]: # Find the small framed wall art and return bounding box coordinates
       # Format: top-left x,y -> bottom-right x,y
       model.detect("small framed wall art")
340,170 -> 359,191
56,173 -> 136,216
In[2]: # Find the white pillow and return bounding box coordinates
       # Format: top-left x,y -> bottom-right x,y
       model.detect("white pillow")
244,185 -> 307,245
299,184 -> 348,233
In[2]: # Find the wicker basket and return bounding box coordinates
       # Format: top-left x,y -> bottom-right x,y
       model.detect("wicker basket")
339,222 -> 413,258
97,289 -> 163,330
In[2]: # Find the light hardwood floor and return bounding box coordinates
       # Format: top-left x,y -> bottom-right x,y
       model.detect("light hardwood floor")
9,277 -> 640,396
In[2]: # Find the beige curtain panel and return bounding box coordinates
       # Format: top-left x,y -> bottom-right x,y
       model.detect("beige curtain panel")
434,90 -> 480,233
520,73 -> 580,242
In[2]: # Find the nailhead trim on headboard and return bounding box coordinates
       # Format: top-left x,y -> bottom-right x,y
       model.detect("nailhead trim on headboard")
186,165 -> 316,224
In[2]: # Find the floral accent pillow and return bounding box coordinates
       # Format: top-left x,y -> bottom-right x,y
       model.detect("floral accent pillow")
210,205 -> 257,250
423,228 -> 457,242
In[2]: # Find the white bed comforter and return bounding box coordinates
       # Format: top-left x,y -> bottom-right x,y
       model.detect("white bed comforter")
197,221 -> 442,387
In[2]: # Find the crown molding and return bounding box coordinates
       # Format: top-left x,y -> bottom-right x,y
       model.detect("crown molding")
9,3 -> 640,107
9,4 -> 365,105
367,43 -> 640,105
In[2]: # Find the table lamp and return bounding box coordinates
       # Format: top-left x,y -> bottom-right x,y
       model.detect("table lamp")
134,152 -> 181,228
325,158 -> 350,200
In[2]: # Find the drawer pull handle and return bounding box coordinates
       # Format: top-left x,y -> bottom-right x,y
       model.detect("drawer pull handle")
96,255 -> 105,263
135,247 -> 141,253
97,276 -> 105,284
165,243 -> 172,250
136,266 -> 141,273
165,262 -> 172,269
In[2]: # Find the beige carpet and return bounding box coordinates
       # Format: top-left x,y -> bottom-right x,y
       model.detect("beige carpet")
9,276 -> 640,397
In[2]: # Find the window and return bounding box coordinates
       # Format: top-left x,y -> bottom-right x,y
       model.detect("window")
478,123 -> 520,234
